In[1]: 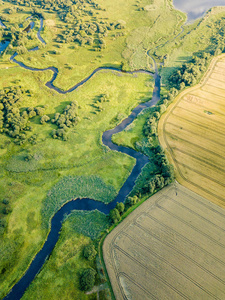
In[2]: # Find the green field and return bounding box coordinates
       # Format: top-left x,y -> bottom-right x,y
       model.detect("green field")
22,210 -> 110,300
1,0 -> 225,298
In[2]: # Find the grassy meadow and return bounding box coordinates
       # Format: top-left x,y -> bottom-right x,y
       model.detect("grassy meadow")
0,61 -> 153,298
22,210 -> 110,300
1,0 -> 225,298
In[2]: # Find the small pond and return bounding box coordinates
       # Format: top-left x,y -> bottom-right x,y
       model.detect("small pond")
173,0 -> 225,22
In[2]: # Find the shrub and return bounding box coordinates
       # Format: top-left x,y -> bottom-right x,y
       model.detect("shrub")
80,268 -> 96,291
116,202 -> 124,214
83,244 -> 97,261
109,208 -> 121,224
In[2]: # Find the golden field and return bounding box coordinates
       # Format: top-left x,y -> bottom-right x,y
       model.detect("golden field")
103,183 -> 225,299
159,55 -> 225,207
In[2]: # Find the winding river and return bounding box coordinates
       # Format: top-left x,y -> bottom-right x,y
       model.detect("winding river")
3,0 -> 225,295
3,17 -> 160,300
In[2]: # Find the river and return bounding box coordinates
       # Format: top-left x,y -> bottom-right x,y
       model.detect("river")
173,0 -> 225,22
3,15 -> 161,300
2,0 -> 224,297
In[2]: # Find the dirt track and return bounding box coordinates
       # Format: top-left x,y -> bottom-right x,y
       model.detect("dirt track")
103,183 -> 225,299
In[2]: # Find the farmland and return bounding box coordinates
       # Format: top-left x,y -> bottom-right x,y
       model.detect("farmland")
159,54 -> 225,207
2,0 -> 225,298
103,183 -> 225,299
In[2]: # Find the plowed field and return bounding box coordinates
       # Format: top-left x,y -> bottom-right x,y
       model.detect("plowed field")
159,55 -> 225,207
103,183 -> 225,299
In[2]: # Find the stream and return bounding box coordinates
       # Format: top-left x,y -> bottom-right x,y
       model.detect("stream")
3,17 -> 160,300
2,1 -> 225,297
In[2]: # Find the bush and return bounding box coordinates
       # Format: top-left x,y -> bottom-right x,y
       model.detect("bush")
109,208 -> 121,224
83,244 -> 97,261
116,202 -> 124,214
40,115 -> 50,124
80,268 -> 96,291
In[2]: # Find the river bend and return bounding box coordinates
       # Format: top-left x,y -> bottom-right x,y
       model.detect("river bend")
3,17 -> 160,300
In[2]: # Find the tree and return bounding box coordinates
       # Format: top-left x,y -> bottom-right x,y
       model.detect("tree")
40,115 -> 50,124
125,195 -> 138,207
116,202 -> 124,214
148,179 -> 155,194
80,268 -> 96,291
109,208 -> 121,223
83,244 -> 97,261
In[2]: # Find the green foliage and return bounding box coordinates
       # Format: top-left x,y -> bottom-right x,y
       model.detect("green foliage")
168,53 -> 211,90
40,114 -> 50,124
109,208 -> 121,224
42,176 -> 116,228
0,86 -> 29,141
80,268 -> 96,291
125,195 -> 139,208
116,202 -> 124,214
65,210 -> 109,240
83,244 -> 97,261
51,101 -> 79,140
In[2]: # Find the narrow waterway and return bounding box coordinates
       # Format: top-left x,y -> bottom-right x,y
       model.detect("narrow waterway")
3,16 -> 161,300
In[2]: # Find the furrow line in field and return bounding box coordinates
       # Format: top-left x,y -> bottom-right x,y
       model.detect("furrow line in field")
118,272 -> 158,300
170,159 -> 225,204
166,131 -> 225,160
165,122 -> 225,149
167,185 -> 225,217
113,245 -> 190,299
188,93 -> 225,109
162,194 -> 225,231
171,105 -> 225,128
121,232 -> 225,295
169,147 -> 225,174
155,202 -> 225,248
170,110 -> 225,139
134,221 -> 225,284
181,98 -> 225,117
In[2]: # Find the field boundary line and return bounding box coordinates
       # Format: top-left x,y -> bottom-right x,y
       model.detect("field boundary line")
171,107 -> 225,131
136,215 -> 225,267
155,201 -> 225,248
158,54 -> 225,207
114,245 -> 190,299
159,194 -> 225,231
121,231 -> 225,295
165,122 -> 225,149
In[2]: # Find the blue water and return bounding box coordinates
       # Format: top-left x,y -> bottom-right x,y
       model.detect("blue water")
173,0 -> 225,22
0,40 -> 9,54
0,19 -> 6,28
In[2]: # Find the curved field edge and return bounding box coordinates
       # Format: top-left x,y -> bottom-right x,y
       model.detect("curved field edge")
103,183 -> 225,300
158,53 -> 225,208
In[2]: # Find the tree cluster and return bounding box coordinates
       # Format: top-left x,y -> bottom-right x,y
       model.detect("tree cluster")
79,268 -> 96,291
168,53 -> 211,90
0,86 -> 33,144
5,0 -> 125,51
51,101 -> 79,140
2,198 -> 12,215
92,93 -> 109,113
83,244 -> 97,261
109,202 -> 124,224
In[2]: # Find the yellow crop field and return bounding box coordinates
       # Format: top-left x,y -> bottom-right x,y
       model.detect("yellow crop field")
159,55 -> 225,207
103,183 -> 225,299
